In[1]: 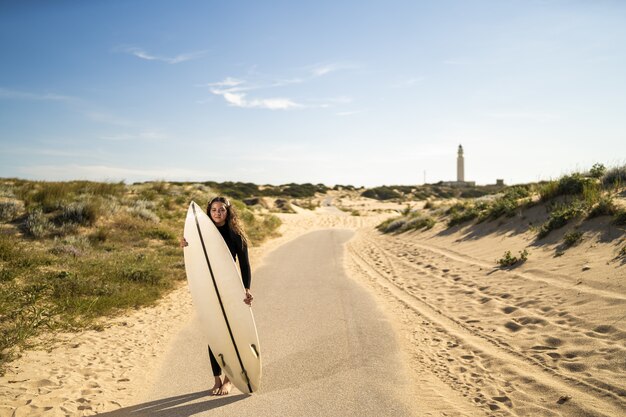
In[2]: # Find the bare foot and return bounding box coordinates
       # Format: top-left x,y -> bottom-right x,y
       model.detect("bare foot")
210,376 -> 222,395
217,376 -> 233,395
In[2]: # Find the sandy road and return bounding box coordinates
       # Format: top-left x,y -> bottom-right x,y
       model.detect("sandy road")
96,228 -> 422,417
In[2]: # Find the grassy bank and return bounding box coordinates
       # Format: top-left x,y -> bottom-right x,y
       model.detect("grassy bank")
377,165 -> 626,244
0,179 -> 286,373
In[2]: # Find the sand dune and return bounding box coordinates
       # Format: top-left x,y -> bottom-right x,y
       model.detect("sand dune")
1,193 -> 623,416
345,203 -> 625,416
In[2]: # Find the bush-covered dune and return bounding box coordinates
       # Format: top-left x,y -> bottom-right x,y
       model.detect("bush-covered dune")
0,179 -> 291,372
377,165 -> 626,244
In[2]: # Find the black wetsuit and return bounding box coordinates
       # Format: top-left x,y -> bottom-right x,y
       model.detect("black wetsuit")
208,224 -> 251,377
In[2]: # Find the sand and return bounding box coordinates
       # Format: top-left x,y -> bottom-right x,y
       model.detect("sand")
1,192 -> 624,417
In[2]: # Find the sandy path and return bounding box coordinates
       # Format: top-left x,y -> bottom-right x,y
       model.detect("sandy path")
0,202 -> 405,416
96,229 -> 423,416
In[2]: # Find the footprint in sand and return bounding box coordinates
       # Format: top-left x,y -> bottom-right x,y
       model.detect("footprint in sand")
544,336 -> 564,347
518,316 -> 548,326
502,306 -> 518,314
592,324 -> 616,334
561,362 -> 588,372
493,395 -> 513,408
504,321 -> 523,332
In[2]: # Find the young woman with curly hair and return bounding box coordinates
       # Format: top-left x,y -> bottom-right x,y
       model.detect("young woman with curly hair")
181,196 -> 253,395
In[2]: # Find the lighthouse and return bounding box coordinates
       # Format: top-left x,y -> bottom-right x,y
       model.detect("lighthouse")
441,144 -> 475,187
457,145 -> 464,182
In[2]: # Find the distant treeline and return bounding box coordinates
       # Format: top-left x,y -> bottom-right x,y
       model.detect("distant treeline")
361,183 -> 506,201
163,181 -> 330,200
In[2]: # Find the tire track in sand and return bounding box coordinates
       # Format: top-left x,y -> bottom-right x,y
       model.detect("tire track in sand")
345,229 -> 626,417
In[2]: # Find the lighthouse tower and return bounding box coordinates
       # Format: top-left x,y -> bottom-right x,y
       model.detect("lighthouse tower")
457,145 -> 465,182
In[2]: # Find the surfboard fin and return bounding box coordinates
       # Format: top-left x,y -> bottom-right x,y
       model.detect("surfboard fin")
218,353 -> 226,367
250,344 -> 259,358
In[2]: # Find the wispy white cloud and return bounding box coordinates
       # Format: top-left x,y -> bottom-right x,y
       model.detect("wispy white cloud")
221,92 -> 301,110
118,46 -> 206,64
206,77 -> 302,110
204,61 -> 357,110
310,62 -> 356,77
204,77 -> 303,95
0,87 -> 77,102
206,77 -> 246,88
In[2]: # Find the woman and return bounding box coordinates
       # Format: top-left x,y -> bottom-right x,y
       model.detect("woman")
181,196 -> 253,395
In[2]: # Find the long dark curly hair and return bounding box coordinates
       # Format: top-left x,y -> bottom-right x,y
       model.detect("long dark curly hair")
207,196 -> 249,245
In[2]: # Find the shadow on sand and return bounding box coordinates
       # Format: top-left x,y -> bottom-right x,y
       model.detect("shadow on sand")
96,391 -> 247,417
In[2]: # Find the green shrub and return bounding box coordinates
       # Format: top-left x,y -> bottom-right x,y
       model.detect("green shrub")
539,181 -> 559,201
497,250 -> 528,267
56,201 -> 100,226
23,209 -> 52,237
361,186 -> 402,201
587,195 -> 616,218
0,201 -> 20,222
274,199 -> 295,213
405,216 -> 436,231
614,208 -> 626,226
128,200 -> 160,223
377,212 -> 435,233
144,228 -> 177,242
448,207 -> 479,226
423,200 -> 437,210
278,183 -> 328,198
563,230 -> 583,247
376,217 -> 396,232
503,186 -> 531,200
377,217 -> 405,233
89,228 -> 109,243
537,202 -> 586,239
244,213 -> 282,245
589,163 -> 606,179
485,197 -> 518,220
0,282 -> 53,364
540,174 -> 596,202
19,181 -> 124,212
582,181 -> 602,207
602,165 -> 626,189
120,266 -> 163,285
0,233 -> 17,262
557,173 -> 590,196
446,202 -> 480,226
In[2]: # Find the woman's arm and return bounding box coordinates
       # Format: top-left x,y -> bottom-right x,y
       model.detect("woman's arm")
235,234 -> 253,305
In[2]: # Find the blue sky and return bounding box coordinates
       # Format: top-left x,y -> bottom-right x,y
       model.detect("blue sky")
1,0 -> 625,187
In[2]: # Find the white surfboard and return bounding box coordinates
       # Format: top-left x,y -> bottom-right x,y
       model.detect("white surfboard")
183,201 -> 261,394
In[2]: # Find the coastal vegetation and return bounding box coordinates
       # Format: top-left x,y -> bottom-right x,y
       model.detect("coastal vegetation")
1,167 -> 624,373
361,183 -> 507,201
496,249 -> 529,268
377,164 -> 626,241
0,179 -> 293,372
